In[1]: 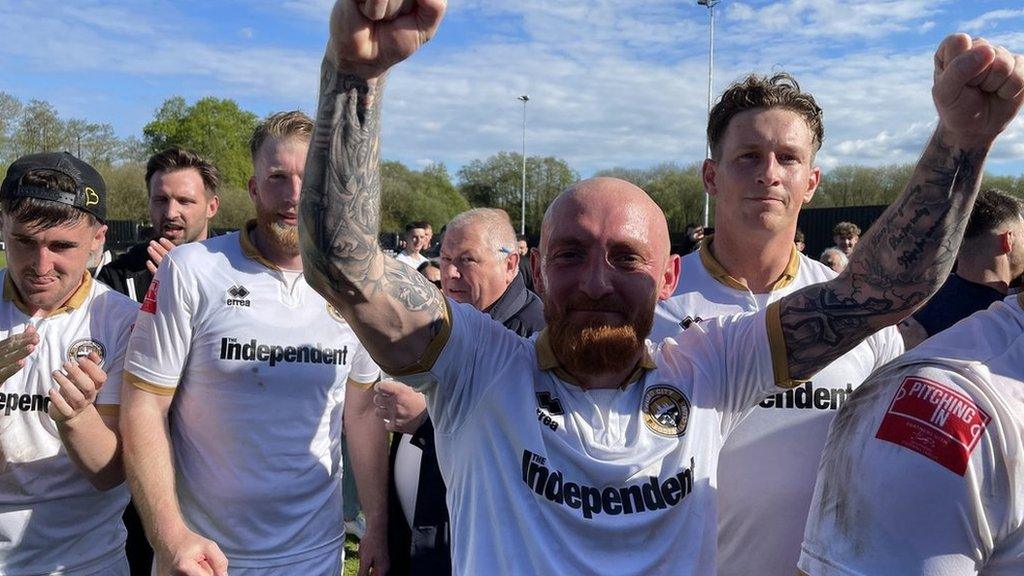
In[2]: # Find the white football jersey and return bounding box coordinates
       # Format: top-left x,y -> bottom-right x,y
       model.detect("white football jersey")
0,272 -> 136,575
799,294 -> 1024,576
653,242 -> 903,576
407,295 -> 795,575
123,226 -> 380,569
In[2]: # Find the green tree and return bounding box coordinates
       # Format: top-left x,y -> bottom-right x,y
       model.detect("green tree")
596,162 -> 705,232
14,100 -> 65,155
457,152 -> 578,235
143,96 -> 259,189
381,161 -> 469,233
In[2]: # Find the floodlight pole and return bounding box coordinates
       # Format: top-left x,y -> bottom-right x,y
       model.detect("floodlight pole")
697,0 -> 720,227
518,94 -> 530,235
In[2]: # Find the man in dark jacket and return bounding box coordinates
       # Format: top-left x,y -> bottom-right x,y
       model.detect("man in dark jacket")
96,147 -> 220,302
376,208 -> 544,576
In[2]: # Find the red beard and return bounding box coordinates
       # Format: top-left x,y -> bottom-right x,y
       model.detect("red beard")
545,294 -> 655,377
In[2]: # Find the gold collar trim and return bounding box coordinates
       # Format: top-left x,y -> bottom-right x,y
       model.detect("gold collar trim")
4,272 -> 92,317
534,328 -> 656,388
240,219 -> 282,271
698,235 -> 800,292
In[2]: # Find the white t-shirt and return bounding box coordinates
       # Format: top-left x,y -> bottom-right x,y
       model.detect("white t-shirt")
410,296 -> 793,575
123,228 -> 380,569
395,252 -> 428,270
652,243 -> 904,576
0,273 -> 137,576
799,293 -> 1024,576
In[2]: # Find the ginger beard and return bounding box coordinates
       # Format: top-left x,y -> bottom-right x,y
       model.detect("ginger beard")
545,293 -> 656,378
256,206 -> 299,254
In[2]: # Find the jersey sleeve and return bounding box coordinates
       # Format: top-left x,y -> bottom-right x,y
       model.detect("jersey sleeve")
122,254 -> 195,395
419,299 -> 528,435
865,325 -> 905,370
798,363 -> 1019,576
347,342 -> 381,387
94,293 -> 139,407
658,307 -> 782,431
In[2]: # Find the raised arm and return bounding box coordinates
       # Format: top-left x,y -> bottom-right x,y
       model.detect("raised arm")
779,34 -> 1024,380
300,0 -> 448,374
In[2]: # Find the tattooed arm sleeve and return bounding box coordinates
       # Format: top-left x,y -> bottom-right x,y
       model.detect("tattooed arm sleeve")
777,130 -> 984,381
299,60 -> 445,374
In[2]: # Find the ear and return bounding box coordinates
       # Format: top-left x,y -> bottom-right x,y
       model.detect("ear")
701,158 -> 719,197
247,176 -> 259,203
658,254 -> 682,300
999,229 -> 1013,255
803,165 -> 821,204
91,224 -> 108,254
505,251 -> 519,282
530,248 -> 545,297
207,194 -> 221,219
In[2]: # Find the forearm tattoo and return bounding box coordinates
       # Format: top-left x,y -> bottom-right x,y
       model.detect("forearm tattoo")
300,61 -> 443,323
780,131 -> 986,379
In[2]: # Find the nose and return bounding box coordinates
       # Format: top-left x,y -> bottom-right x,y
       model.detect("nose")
579,256 -> 614,300
442,261 -> 460,281
288,175 -> 302,204
756,154 -> 782,187
33,247 -> 55,276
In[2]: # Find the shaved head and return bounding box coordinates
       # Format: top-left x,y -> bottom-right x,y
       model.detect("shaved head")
535,177 -> 680,381
540,177 -> 672,271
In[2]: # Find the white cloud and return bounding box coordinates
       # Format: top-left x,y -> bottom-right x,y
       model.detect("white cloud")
959,8 -> 1024,33
0,0 -> 1019,179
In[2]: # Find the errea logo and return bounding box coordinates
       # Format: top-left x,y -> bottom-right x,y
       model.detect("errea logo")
226,285 -> 252,307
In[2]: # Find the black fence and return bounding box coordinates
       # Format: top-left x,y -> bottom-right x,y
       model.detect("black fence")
667,204 -> 890,259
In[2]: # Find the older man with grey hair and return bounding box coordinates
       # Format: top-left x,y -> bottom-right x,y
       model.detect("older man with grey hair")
376,207 -> 544,576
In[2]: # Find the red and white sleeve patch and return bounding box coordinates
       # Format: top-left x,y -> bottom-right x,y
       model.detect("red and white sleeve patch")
140,280 -> 159,314
875,376 -> 990,476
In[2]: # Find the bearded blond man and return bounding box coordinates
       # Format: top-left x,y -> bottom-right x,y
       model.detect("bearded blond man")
121,111 -> 389,576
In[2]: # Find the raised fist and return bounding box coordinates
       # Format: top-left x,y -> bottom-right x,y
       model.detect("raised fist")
933,33 -> 1024,146
327,0 -> 447,80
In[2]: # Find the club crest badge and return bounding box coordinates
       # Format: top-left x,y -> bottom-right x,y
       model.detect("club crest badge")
643,385 -> 690,437
67,338 -> 106,366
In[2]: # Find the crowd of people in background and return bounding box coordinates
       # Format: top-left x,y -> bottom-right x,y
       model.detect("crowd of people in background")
0,2 -> 1023,576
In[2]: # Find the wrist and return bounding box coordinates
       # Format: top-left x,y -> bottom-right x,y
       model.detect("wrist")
935,122 -> 996,152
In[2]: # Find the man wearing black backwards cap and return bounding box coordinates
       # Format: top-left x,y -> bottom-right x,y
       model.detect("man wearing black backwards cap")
0,152 -> 138,575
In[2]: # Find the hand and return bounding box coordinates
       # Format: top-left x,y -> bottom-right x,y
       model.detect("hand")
357,519 -> 389,576
0,326 -> 38,385
327,0 -> 447,80
933,34 -> 1024,147
373,379 -> 428,434
147,237 -> 177,274
48,352 -> 106,423
156,527 -> 229,576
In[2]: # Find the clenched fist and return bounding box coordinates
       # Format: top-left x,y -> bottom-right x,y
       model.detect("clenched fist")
327,0 -> 447,80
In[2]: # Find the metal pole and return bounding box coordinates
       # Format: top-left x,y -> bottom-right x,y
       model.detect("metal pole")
698,0 -> 720,227
520,94 -> 528,233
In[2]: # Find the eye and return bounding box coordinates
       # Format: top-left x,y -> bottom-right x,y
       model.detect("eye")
612,253 -> 645,268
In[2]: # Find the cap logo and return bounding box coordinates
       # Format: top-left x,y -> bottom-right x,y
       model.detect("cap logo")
85,187 -> 99,206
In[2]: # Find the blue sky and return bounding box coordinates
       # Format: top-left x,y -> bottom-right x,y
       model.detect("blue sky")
2,0 -> 1023,177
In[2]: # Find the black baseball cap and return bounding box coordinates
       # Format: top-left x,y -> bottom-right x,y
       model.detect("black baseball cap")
1,152 -> 106,222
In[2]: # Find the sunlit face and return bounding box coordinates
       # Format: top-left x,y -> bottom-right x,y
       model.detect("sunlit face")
517,239 -> 529,256
148,168 -> 219,246
248,136 -> 308,254
440,223 -> 516,311
834,234 -> 858,255
405,228 -> 427,254
705,108 -> 820,236
534,182 -> 679,377
2,212 -> 105,315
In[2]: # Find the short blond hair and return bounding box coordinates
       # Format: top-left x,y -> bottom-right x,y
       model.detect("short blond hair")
249,110 -> 313,160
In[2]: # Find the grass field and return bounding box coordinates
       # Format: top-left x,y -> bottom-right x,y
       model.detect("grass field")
344,536 -> 360,575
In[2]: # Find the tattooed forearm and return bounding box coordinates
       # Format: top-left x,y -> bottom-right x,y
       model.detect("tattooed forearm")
300,59 -> 444,367
779,131 -> 986,379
